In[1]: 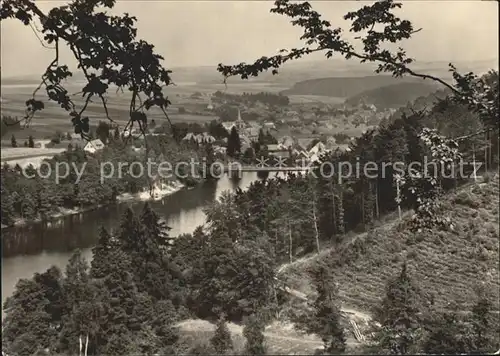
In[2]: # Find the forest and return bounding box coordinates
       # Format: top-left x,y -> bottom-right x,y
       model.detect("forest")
0,135 -> 205,226
213,91 -> 291,107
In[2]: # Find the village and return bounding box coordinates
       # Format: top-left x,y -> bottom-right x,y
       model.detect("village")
1,89 -> 398,171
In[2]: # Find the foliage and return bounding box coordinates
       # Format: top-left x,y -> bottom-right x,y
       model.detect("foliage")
0,134 -> 203,225
243,314 -> 267,355
1,0 -> 175,138
2,206 -> 182,355
210,315 -> 233,354
213,90 -> 290,107
294,263 -> 346,354
227,127 -> 242,157
371,262 -> 426,354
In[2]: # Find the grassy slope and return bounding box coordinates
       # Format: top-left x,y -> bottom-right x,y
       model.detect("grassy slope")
280,176 -> 500,313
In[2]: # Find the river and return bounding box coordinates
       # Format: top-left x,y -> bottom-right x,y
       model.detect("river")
1,172 -> 261,312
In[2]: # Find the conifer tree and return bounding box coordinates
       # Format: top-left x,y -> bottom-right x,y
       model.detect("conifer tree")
422,309 -> 470,354
140,202 -> 172,250
227,127 -> 241,157
470,288 -> 496,353
296,263 -> 346,354
90,227 -> 116,279
372,262 -> 425,354
210,314 -> 233,355
243,314 -> 266,355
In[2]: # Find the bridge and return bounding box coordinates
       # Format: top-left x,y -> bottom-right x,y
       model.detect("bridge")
221,164 -> 312,173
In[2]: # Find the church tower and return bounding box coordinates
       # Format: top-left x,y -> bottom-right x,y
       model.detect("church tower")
236,108 -> 245,130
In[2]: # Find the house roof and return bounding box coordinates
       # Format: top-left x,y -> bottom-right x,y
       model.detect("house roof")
309,141 -> 326,155
297,138 -> 314,150
84,139 -> 105,150
222,122 -> 236,131
246,127 -> 260,137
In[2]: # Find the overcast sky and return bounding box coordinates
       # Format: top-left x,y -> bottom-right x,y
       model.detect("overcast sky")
1,0 -> 498,77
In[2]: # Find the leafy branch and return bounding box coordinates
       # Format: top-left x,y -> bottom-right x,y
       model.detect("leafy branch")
217,0 -> 498,130
0,0 -> 174,139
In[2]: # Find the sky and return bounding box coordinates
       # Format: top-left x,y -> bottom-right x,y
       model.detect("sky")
1,0 -> 498,78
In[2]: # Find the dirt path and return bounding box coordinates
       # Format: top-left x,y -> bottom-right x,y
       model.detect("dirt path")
176,318 -> 359,352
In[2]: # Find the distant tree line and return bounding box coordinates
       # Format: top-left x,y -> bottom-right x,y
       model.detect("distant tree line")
0,135 -> 205,226
213,91 -> 290,107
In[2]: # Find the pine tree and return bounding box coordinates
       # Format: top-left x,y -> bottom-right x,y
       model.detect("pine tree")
243,314 -> 266,355
470,288 -> 496,353
422,310 -> 470,354
90,227 -> 117,279
11,134 -> 17,147
116,208 -> 145,254
28,135 -> 35,148
296,263 -> 346,354
372,262 -> 425,354
140,202 -> 172,250
210,315 -> 233,354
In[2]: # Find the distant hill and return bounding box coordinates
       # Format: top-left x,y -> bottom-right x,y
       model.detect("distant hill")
3,58 -> 495,88
344,81 -> 440,109
281,75 -> 429,98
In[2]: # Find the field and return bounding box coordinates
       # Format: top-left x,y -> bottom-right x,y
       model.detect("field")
1,147 -> 66,160
1,81 -> 291,139
175,318 -> 362,354
279,176 -> 500,313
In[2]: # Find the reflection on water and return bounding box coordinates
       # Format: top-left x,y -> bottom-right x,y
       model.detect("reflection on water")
1,172 -> 259,309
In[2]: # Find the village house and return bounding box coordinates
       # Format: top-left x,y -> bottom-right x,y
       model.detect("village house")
84,139 -> 105,154
297,138 -> 315,152
266,143 -> 290,159
183,132 -> 216,145
263,122 -> 276,131
245,127 -> 260,141
207,97 -> 214,111
279,136 -> 295,150
34,139 -> 52,149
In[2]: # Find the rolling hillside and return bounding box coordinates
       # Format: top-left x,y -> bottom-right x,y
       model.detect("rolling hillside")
3,59 -> 495,88
281,75 -> 429,98
279,176 -> 500,314
344,81 -> 440,109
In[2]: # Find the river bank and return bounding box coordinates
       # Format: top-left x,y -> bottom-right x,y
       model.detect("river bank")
1,180 -> 186,230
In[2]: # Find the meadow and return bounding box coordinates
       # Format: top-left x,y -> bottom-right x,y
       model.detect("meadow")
1,81 -> 290,139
